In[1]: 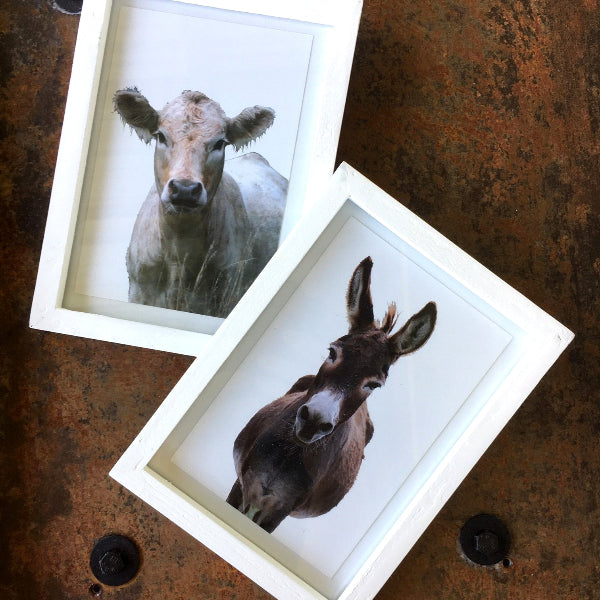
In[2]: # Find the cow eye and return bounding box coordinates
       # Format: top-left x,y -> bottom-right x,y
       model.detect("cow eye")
154,131 -> 166,145
364,381 -> 381,391
327,347 -> 337,362
212,139 -> 228,152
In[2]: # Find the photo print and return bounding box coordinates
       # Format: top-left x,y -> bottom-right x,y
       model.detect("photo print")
66,0 -> 320,327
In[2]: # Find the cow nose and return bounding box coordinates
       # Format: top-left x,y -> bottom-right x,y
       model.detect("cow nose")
168,178 -> 203,204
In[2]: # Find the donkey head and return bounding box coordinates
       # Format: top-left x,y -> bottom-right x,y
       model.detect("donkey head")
294,257 -> 437,445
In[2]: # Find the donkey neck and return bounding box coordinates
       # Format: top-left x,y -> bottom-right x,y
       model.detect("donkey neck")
300,409 -> 361,474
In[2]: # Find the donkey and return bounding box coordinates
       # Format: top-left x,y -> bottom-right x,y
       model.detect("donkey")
226,257 -> 437,532
113,88 -> 287,317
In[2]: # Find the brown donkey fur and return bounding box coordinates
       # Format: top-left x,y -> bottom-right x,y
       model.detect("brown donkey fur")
226,257 -> 437,532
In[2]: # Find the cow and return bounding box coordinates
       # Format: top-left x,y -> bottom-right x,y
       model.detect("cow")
113,87 -> 288,317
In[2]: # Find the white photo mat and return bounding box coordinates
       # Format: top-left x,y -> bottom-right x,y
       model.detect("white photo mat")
30,0 -> 362,355
111,163 -> 574,600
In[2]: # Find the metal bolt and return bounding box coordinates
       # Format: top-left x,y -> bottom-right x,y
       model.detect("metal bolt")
99,550 -> 125,576
90,534 -> 140,586
473,529 -> 500,555
54,0 -> 83,14
459,514 -> 511,566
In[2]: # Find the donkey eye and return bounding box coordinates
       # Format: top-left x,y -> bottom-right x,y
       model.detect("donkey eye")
364,381 -> 381,391
154,131 -> 166,145
328,347 -> 337,361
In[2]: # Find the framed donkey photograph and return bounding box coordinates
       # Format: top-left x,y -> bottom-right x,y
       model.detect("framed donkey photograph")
111,164 -> 573,600
30,0 -> 362,355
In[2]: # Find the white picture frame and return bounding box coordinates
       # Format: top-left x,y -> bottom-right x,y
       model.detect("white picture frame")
110,163 -> 574,600
30,0 -> 362,355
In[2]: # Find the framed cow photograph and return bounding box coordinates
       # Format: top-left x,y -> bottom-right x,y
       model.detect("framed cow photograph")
30,0 -> 363,355
111,164 -> 574,600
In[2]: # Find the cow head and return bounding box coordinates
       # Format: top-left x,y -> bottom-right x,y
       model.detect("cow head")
294,257 -> 437,445
113,88 -> 275,213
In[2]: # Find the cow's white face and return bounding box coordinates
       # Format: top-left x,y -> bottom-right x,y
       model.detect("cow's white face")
113,88 -> 276,215
153,94 -> 229,213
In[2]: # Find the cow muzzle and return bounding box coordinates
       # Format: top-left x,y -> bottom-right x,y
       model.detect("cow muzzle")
164,178 -> 207,212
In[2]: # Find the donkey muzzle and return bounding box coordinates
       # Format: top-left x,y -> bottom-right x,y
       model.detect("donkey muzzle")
294,391 -> 340,444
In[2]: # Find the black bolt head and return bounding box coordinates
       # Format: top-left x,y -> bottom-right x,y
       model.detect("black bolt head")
459,514 -> 511,566
90,534 -> 140,586
473,530 -> 500,555
54,0 -> 83,14
99,550 -> 125,576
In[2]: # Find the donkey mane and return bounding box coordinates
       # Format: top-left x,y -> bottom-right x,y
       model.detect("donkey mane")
379,302 -> 398,334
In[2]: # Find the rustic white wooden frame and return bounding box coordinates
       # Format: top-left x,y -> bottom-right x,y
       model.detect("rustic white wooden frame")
111,163 -> 574,600
30,0 -> 362,355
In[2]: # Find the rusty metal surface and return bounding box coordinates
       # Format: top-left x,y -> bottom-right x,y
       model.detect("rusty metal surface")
1,0 -> 598,598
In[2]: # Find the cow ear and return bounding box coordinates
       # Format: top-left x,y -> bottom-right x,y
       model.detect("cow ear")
113,88 -> 159,144
347,257 -> 375,333
226,106 -> 275,150
389,302 -> 437,360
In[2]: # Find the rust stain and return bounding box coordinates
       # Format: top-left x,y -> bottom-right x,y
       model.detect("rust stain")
2,0 -> 599,598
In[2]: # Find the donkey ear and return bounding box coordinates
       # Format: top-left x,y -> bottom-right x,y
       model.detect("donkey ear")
113,87 -> 159,144
389,302 -> 437,359
347,257 -> 375,332
226,106 -> 275,150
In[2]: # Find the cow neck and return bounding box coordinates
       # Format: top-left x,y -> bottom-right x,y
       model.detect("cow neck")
157,202 -> 209,243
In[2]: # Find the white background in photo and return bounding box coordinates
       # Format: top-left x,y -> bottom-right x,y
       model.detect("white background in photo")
72,2 -> 314,302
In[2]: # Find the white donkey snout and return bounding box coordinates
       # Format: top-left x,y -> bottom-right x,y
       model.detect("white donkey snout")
294,390 -> 341,444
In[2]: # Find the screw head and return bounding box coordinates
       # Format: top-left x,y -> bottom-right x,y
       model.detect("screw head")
459,514 -> 511,566
99,550 -> 125,576
54,0 -> 83,14
473,529 -> 500,555
90,534 -> 140,586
